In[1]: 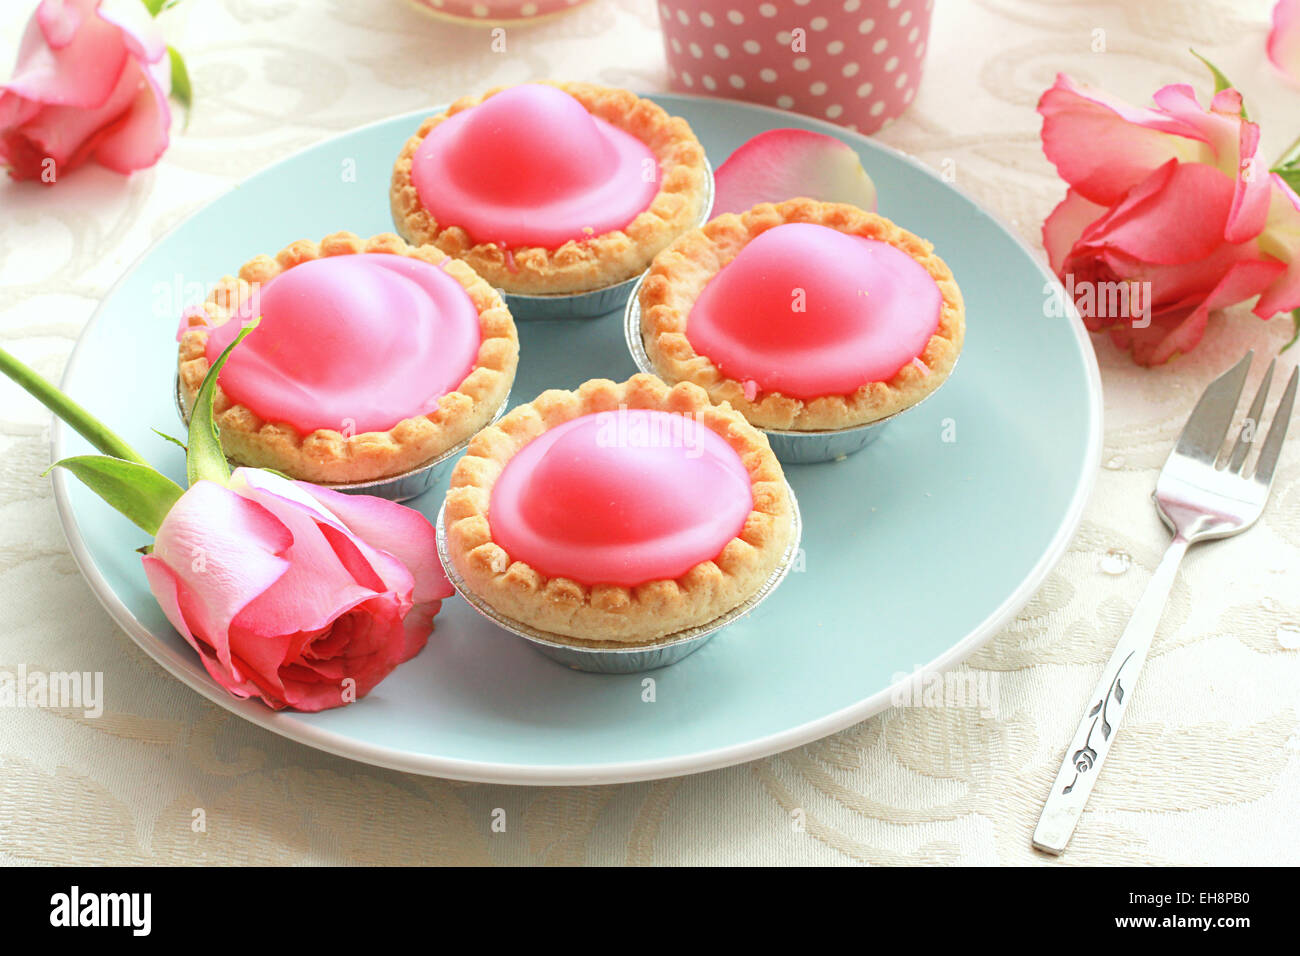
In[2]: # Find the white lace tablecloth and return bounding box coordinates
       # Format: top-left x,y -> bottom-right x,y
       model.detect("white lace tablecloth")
1,0 -> 1297,866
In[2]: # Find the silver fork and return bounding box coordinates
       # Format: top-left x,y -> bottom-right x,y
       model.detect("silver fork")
1033,350 -> 1298,855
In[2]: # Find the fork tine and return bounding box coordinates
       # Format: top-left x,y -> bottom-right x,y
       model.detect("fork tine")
1252,365 -> 1298,488
1174,351 -> 1253,463
1225,359 -> 1275,472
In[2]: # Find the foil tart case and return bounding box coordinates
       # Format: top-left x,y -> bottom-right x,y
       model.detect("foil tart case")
436,482 -> 803,674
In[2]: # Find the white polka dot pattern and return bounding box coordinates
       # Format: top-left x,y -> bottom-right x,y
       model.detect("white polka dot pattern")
656,0 -> 929,134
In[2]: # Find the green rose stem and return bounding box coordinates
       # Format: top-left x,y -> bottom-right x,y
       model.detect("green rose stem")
0,347 -> 149,465
0,321 -> 257,536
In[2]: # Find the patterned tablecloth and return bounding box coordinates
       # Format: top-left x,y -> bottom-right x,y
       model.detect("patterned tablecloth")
1,0 -> 1297,866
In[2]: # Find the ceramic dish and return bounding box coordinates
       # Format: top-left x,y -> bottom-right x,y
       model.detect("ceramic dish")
51,94 -> 1101,785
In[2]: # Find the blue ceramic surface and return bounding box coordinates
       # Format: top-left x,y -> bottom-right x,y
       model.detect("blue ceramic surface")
51,95 -> 1101,784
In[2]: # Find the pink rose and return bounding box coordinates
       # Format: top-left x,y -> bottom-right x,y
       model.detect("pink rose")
140,468 -> 453,712
1270,0 -> 1300,84
0,0 -> 172,182
1038,75 -> 1300,365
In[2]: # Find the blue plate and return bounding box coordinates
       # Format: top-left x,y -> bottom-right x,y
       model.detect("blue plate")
52,95 -> 1102,784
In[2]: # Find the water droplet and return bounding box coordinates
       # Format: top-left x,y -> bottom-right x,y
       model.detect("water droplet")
1104,455 -> 1125,470
1098,549 -> 1131,575
1278,623 -> 1300,650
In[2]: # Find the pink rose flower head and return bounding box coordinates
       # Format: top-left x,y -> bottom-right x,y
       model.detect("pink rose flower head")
1269,0 -> 1300,83
1038,74 -> 1300,365
0,0 -> 172,183
141,468 -> 453,712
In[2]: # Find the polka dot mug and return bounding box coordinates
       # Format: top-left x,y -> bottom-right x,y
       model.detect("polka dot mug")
657,0 -> 932,134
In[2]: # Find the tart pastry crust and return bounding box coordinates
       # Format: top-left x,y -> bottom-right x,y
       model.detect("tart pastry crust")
390,81 -> 711,295
444,374 -> 795,645
177,231 -> 519,484
639,198 -> 966,430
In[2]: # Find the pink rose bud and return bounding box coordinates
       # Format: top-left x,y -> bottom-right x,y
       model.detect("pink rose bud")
141,468 -> 453,712
0,0 -> 172,183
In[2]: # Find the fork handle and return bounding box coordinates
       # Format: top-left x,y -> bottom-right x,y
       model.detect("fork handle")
1032,534 -> 1191,854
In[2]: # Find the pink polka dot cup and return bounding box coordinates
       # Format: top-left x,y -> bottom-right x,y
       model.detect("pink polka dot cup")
657,0 -> 932,134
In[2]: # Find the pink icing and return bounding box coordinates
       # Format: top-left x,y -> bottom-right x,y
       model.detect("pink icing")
489,411 -> 753,588
411,84 -> 660,249
205,253 -> 481,435
686,223 -> 942,400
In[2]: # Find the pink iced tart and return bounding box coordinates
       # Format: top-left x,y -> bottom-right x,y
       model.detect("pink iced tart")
489,411 -> 752,588
639,199 -> 966,431
391,82 -> 711,295
178,232 -> 519,484
686,222 -> 942,400
444,375 -> 795,644
410,84 -> 658,251
206,253 -> 480,435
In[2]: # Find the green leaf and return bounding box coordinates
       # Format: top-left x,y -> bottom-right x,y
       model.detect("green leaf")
46,456 -> 184,536
1283,309 -> 1300,354
0,347 -> 149,466
1271,165 -> 1300,196
1189,49 -> 1247,119
167,46 -> 192,130
187,319 -> 258,487
141,0 -> 166,15
152,428 -> 187,452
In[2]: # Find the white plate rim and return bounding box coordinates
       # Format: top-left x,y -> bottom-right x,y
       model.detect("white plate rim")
50,94 -> 1104,786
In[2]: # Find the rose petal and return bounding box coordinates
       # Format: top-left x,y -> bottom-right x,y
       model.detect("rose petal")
96,0 -> 167,63
0,126 -> 50,180
35,0 -> 98,51
1150,84 -> 1268,242
230,469 -> 418,608
1255,174 -> 1300,317
1037,73 -> 1203,207
1043,189 -> 1108,274
711,128 -> 877,217
1111,258 -> 1285,365
400,602 -> 439,662
92,54 -> 170,174
1099,239 -> 1275,315
276,596 -> 411,711
9,55 -> 142,173
142,554 -> 278,703
1269,0 -> 1300,83
1068,160 -> 1235,266
229,481 -> 382,640
150,480 -> 294,676
292,479 -> 453,604
0,89 -> 42,132
2,2 -> 127,110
